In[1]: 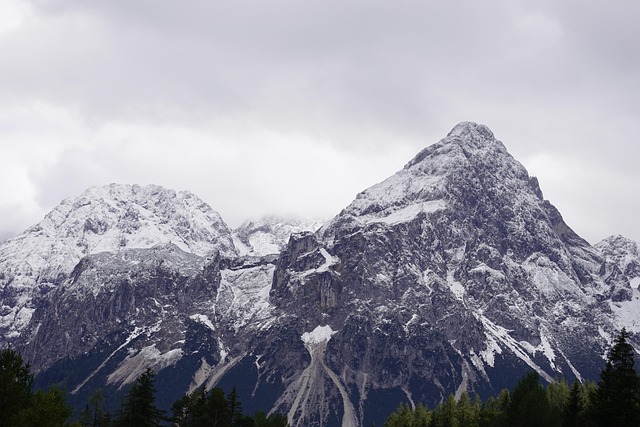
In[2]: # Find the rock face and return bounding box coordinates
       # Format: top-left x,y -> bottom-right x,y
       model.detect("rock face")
595,235 -> 640,334
0,183 -> 235,340
596,235 -> 640,287
232,216 -> 323,256
1,123 -> 639,427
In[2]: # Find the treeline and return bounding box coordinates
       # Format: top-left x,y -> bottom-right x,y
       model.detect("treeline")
0,348 -> 288,426
384,328 -> 640,427
3,328 -> 639,426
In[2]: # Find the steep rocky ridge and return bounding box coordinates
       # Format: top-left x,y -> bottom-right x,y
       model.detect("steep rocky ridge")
2,123 -> 639,427
596,235 -> 640,334
232,216 -> 324,256
597,235 -> 640,287
0,183 -> 235,341
269,122 -> 632,425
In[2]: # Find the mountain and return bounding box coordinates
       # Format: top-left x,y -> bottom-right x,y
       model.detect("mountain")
596,235 -> 640,288
0,183 -> 235,341
0,232 -> 12,244
1,123 -> 638,427
595,235 -> 640,334
232,216 -> 324,256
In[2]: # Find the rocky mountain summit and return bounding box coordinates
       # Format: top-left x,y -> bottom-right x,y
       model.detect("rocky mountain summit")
0,184 -> 235,340
596,235 -> 640,289
1,122 -> 639,427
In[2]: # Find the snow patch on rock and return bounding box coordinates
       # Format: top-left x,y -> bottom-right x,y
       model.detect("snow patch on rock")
301,325 -> 337,345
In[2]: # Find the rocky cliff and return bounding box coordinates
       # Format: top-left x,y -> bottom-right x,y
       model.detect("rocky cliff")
1,123 -> 639,427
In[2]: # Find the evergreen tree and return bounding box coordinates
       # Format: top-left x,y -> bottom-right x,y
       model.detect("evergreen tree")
456,391 -> 479,427
506,371 -> 556,427
252,411 -> 289,427
431,395 -> 458,427
227,386 -> 243,425
546,378 -> 569,422
12,386 -> 76,427
172,386 -> 206,427
115,367 -> 165,427
591,328 -> 640,426
563,380 -> 582,427
413,402 -> 431,427
0,347 -> 33,427
478,396 -> 501,427
384,403 -> 413,427
205,387 -> 232,427
79,389 -> 110,427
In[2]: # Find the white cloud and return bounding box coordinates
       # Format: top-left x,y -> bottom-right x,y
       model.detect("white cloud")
0,0 -> 638,243
0,0 -> 34,35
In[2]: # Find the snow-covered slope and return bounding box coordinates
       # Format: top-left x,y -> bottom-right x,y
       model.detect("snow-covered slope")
3,123 -> 638,427
0,183 -> 235,340
596,235 -> 640,333
596,235 -> 640,287
233,215 -> 323,256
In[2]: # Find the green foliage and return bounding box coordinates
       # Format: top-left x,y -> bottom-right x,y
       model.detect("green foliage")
228,386 -> 243,425
0,348 -> 288,427
564,380 -> 583,427
413,403 -> 431,426
506,371 -> 558,427
380,328 -> 640,427
1,347 -> 78,427
545,378 -> 569,419
12,386 -> 77,427
379,371 -> 605,427
591,327 -> 640,426
252,411 -> 289,427
456,391 -> 479,427
115,367 -> 165,427
79,389 -> 110,427
0,347 -> 34,426
171,384 -> 288,427
384,403 -> 413,427
172,386 -> 207,427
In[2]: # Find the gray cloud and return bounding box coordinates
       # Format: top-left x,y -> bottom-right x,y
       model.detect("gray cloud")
0,0 -> 638,244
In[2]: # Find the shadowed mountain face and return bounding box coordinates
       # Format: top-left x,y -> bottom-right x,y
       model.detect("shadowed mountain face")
1,122 -> 638,427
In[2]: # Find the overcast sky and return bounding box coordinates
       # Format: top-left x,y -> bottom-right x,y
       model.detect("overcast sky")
0,0 -> 638,245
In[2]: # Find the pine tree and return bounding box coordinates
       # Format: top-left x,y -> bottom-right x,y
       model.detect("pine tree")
545,378 -> 569,422
383,403 -> 409,427
80,389 -> 110,427
12,386 -> 75,427
478,396 -> 501,427
252,411 -> 289,427
227,386 -> 243,425
506,371 -> 556,427
0,348 -> 34,427
591,328 -> 640,426
413,402 -> 431,427
172,386 -> 206,427
563,380 -> 582,427
201,387 -> 231,427
115,367 -> 165,427
456,391 -> 479,426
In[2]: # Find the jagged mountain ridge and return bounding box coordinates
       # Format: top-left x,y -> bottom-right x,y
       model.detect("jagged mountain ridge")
596,235 -> 640,288
233,216 -> 324,256
0,183 -> 236,340
1,122 -> 639,427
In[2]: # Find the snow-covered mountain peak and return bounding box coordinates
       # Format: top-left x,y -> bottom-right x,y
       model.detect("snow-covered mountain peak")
404,121 -> 509,170
447,120 -> 495,140
323,122 -> 538,235
34,183 -> 235,258
0,183 -> 235,340
596,235 -> 640,281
